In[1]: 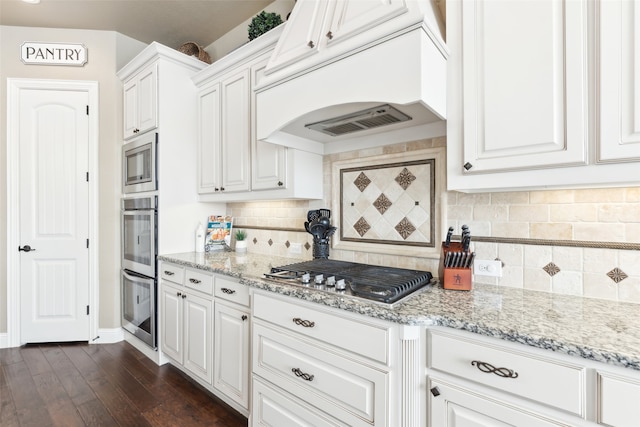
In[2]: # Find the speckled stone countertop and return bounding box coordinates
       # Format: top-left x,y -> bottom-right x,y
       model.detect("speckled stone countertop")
159,251 -> 640,371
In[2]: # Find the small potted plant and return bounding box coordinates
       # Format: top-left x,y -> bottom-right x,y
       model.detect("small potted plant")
235,229 -> 248,253
248,11 -> 283,41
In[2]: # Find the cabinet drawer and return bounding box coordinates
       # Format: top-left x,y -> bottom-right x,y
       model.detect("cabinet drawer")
253,322 -> 388,426
253,292 -> 389,364
215,276 -> 250,307
184,268 -> 213,295
428,329 -> 586,417
252,377 -> 345,427
598,370 -> 640,426
160,263 -> 184,284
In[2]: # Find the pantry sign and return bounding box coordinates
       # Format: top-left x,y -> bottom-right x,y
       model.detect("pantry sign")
21,42 -> 87,66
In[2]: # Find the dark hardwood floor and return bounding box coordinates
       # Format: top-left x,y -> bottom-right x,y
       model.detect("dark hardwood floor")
0,341 -> 248,427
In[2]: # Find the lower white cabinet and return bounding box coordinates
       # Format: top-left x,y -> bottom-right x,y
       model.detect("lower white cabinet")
160,281 -> 213,385
597,369 -> 640,426
214,300 -> 250,410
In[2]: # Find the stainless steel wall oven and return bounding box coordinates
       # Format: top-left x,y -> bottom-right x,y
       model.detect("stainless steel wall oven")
121,195 -> 158,349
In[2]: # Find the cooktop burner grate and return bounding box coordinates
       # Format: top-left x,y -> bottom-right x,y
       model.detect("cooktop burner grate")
267,259 -> 433,304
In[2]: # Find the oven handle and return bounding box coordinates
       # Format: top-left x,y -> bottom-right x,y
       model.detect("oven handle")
122,269 -> 155,282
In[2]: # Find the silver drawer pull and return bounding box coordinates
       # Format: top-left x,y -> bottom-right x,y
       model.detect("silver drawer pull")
292,317 -> 315,328
471,360 -> 519,379
292,368 -> 314,382
164,271 -> 175,276
189,278 -> 201,284
221,287 -> 236,294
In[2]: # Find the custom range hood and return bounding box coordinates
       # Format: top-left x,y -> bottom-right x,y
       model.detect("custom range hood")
255,0 -> 449,155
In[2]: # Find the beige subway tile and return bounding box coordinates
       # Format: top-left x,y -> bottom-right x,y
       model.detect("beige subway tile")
383,143 -> 408,154
624,223 -> 640,243
583,273 -> 618,301
574,223 -> 625,242
524,245 -> 553,268
498,244 -> 524,267
473,205 -> 509,221
490,191 -> 530,205
472,275 -> 498,285
551,271 -> 583,296
523,268 -> 552,292
597,204 -> 639,223
353,251 -> 369,264
530,190 -> 574,204
575,188 -> 626,203
625,187 -> 640,202
397,256 -> 418,270
496,266 -> 523,288
530,223 -> 573,240
472,242 -> 498,260
509,205 -> 549,222
492,222 -> 530,238
447,206 -> 474,220
457,192 -> 491,206
619,250 -> 640,276
618,277 -> 640,304
550,204 -> 598,222
552,246 -> 583,272
583,248 -> 618,274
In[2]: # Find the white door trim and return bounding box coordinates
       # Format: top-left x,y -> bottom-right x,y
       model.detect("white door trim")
6,78 -> 100,348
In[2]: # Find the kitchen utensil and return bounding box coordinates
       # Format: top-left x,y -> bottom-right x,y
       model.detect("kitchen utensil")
318,216 -> 331,227
304,221 -> 311,233
307,210 -> 321,222
309,222 -> 327,239
323,226 -> 337,239
319,208 -> 331,219
445,226 -> 454,247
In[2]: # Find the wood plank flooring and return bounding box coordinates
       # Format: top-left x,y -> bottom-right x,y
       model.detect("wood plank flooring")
0,341 -> 248,427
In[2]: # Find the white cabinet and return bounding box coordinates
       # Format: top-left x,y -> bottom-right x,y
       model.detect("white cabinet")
193,25 -> 323,201
446,0 -> 640,192
264,0 -> 410,77
597,369 -> 640,426
213,275 -> 251,411
597,0 -> 640,163
197,69 -> 251,194
251,291 -> 395,427
123,62 -> 158,139
160,263 -> 213,386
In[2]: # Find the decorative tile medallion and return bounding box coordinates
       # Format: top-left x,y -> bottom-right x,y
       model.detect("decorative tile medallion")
304,242 -> 311,251
340,159 -> 435,247
268,238 -> 273,246
543,262 -> 561,276
607,267 -> 628,283
353,172 -> 372,192
395,167 -> 416,190
353,217 -> 371,237
373,193 -> 392,214
395,217 -> 416,240
285,241 -> 290,248
252,237 -> 257,244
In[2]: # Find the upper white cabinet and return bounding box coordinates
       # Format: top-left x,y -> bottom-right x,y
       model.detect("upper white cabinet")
192,26 -> 323,201
597,0 -> 640,163
123,62 -> 158,140
447,0 -> 640,192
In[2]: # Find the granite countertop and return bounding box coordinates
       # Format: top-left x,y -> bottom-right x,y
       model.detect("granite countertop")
159,251 -> 640,371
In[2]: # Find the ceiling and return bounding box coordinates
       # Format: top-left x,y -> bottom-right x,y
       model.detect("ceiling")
0,0 -> 275,49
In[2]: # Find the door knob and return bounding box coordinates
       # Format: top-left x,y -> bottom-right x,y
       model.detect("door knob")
18,245 -> 36,252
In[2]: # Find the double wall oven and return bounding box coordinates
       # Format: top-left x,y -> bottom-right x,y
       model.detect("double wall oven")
121,133 -> 158,349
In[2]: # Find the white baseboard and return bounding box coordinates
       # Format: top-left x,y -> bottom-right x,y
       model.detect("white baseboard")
0,333 -> 8,348
91,327 -> 125,344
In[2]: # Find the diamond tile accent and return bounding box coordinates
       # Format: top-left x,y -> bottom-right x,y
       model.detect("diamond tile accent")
353,172 -> 371,192
285,241 -> 290,248
373,193 -> 392,214
395,217 -> 416,240
304,242 -> 311,251
252,238 -> 257,244
543,262 -> 561,276
353,217 -> 371,237
268,239 -> 273,246
607,267 -> 628,283
395,167 -> 416,190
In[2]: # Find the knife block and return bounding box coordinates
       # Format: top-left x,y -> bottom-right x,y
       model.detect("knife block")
438,241 -> 473,291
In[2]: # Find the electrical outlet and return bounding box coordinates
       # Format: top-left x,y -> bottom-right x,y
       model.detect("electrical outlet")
473,260 -> 503,277
289,242 -> 302,255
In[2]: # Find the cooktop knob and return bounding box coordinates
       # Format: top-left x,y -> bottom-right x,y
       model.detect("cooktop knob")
326,276 -> 336,287
335,279 -> 346,290
301,273 -> 310,284
314,274 -> 324,284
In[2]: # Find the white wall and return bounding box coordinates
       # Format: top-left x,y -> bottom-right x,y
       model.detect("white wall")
0,25 -> 147,333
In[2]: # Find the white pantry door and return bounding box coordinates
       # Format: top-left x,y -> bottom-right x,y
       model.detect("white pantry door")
18,87 -> 90,343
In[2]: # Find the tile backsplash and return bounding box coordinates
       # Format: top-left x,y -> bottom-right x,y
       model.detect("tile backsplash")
228,138 -> 640,304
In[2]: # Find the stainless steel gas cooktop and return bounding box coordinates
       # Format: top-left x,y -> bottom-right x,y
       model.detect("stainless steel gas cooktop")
264,259 -> 433,305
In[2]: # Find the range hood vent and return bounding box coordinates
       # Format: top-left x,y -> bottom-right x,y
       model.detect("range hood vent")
305,104 -> 412,137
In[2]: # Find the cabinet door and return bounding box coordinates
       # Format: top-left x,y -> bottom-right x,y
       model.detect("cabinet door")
265,0 -> 331,74
454,0 -> 587,174
123,78 -> 139,139
429,380 -> 567,427
251,58 -> 287,191
197,84 -> 222,194
221,70 -> 251,192
183,292 -> 213,385
598,370 -> 640,427
326,0 -> 408,47
597,0 -> 640,163
160,283 -> 183,363
214,302 -> 250,409
136,64 -> 158,136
